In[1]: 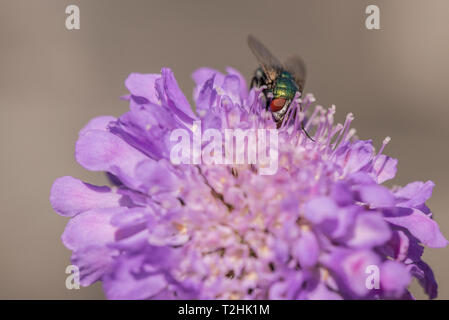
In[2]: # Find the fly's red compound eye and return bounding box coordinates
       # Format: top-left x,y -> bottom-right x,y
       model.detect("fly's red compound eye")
270,98 -> 286,112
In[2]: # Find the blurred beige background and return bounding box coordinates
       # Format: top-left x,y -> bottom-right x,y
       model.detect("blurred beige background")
0,0 -> 448,299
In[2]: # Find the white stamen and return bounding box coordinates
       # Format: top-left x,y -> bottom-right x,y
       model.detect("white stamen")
374,136 -> 391,160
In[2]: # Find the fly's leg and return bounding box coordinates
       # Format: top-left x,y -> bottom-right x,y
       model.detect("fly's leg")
301,120 -> 315,141
250,76 -> 259,89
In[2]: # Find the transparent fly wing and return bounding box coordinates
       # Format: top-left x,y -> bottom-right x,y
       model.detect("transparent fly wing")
247,35 -> 282,82
283,55 -> 307,92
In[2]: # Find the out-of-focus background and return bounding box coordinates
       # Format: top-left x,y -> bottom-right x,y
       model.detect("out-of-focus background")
0,0 -> 448,299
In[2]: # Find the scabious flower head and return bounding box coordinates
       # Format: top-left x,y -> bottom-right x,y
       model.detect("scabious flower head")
50,66 -> 447,299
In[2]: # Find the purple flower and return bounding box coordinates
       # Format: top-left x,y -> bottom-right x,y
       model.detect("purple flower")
50,67 -> 447,299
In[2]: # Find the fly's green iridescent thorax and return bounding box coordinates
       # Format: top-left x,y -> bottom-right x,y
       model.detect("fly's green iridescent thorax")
272,71 -> 298,101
